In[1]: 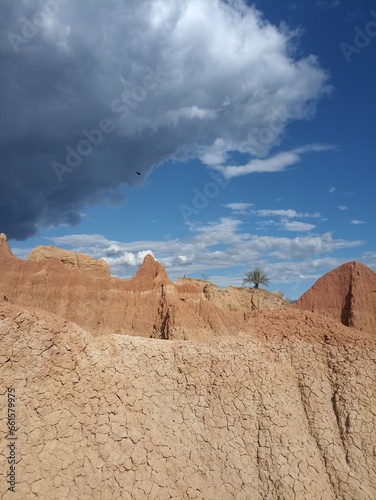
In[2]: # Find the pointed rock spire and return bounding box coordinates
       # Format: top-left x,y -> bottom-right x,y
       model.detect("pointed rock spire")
0,233 -> 14,260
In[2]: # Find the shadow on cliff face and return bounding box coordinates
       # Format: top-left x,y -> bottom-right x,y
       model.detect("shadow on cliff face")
341,282 -> 353,327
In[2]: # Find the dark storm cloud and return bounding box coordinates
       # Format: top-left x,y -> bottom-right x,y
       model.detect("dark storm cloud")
0,0 -> 329,240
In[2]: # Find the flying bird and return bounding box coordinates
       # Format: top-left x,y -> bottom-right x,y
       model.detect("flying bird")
136,171 -> 142,176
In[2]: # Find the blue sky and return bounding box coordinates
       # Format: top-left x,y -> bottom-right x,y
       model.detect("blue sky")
1,0 -> 375,299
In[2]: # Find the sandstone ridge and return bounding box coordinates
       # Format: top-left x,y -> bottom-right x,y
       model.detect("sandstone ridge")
0,235 -> 288,339
28,245 -> 110,277
176,277 -> 286,312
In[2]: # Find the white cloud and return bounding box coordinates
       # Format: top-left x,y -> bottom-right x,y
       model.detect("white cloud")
362,252 -> 376,271
263,257 -> 345,283
104,250 -> 155,268
200,139 -> 229,167
225,203 -> 253,213
162,106 -> 217,126
337,205 -> 348,211
216,150 -> 300,178
213,144 -> 333,179
329,187 -> 336,193
254,208 -> 321,218
11,248 -> 33,260
351,219 -> 366,225
49,234 -> 113,248
256,209 -> 300,218
251,208 -> 321,232
281,219 -> 316,232
188,218 -> 247,247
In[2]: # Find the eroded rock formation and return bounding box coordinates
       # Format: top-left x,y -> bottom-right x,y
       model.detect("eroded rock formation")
176,277 -> 287,312
0,236 -> 288,339
295,261 -> 376,335
0,301 -> 375,499
28,245 -> 111,277
1,235 -> 376,498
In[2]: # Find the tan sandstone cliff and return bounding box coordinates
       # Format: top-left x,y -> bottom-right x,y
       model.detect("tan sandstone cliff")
295,261 -> 376,335
0,235 -> 288,339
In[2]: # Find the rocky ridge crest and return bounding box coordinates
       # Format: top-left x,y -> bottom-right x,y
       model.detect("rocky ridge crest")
28,245 -> 110,277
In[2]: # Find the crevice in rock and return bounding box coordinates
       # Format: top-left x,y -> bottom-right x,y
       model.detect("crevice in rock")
151,287 -> 175,340
295,378 -> 338,498
331,389 -> 349,465
341,278 -> 354,327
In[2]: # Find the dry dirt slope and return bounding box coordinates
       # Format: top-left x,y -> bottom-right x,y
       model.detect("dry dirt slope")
0,302 -> 375,500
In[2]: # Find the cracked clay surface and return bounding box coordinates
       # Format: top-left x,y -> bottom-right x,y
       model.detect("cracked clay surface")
0,302 -> 375,499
